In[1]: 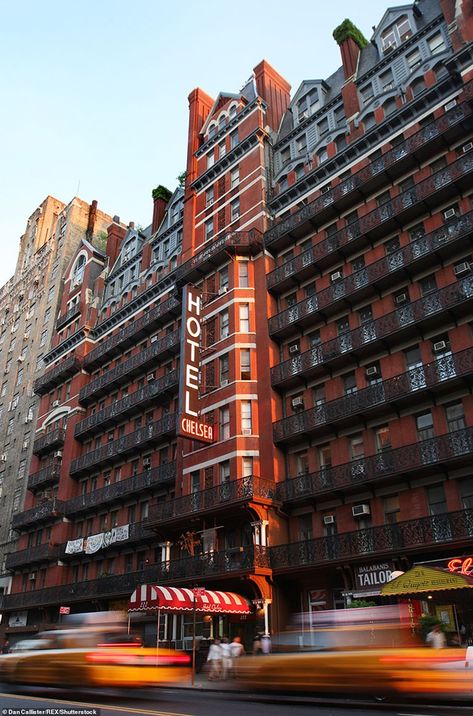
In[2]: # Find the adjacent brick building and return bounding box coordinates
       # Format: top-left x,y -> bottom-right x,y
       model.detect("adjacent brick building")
3,0 -> 473,644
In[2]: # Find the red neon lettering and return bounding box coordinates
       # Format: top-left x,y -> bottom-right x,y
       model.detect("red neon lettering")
448,557 -> 473,575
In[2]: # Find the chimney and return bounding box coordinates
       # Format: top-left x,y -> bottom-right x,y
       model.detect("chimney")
86,199 -> 98,240
151,186 -> 172,234
253,60 -> 291,132
333,19 -> 367,79
106,218 -> 126,267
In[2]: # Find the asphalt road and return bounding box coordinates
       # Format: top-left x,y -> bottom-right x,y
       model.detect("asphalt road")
1,686 -> 473,716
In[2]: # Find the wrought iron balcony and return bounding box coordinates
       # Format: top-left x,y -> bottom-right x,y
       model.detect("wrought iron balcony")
271,274 -> 473,388
79,330 -> 180,404
12,498 -> 65,531
279,427 -> 473,503
174,231 -> 262,286
273,346 -> 473,444
70,415 -> 177,476
6,543 -> 59,571
83,296 -> 181,370
1,545 -> 270,610
64,462 -> 176,516
265,103 -> 472,250
56,302 -> 82,330
34,355 -> 82,396
75,371 -> 179,439
32,428 -> 66,456
270,508 -> 473,572
147,475 -> 277,528
27,462 -> 61,492
268,210 -> 473,299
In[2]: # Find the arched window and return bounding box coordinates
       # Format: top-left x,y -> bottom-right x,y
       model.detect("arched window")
72,254 -> 86,285
229,104 -> 238,118
364,113 -> 376,130
218,114 -> 226,131
208,123 -> 217,139
410,77 -> 426,98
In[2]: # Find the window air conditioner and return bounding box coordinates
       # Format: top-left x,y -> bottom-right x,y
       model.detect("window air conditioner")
242,428 -> 252,435
331,271 -> 342,282
151,335 -> 158,343
323,515 -> 335,525
54,451 -> 63,459
365,366 -> 378,376
454,262 -> 470,276
433,340 -> 447,353
289,344 -> 300,354
444,100 -> 457,111
29,572 -> 37,581
147,373 -> 155,382
23,417 -> 30,424
352,504 -> 370,517
220,379 -> 229,386
463,142 -> 473,154
23,333 -> 30,340
52,400 -> 60,407
17,355 -> 24,363
395,292 -> 408,305
444,208 -> 457,220
292,396 -> 304,409
0,454 -> 6,463
218,287 -> 228,295
22,441 -> 29,450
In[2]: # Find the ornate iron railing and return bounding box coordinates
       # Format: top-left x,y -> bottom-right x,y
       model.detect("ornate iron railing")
6,543 -> 59,570
271,274 -> 473,385
56,302 -> 82,330
32,428 -> 66,456
64,462 -> 176,515
279,427 -> 473,502
147,475 -> 276,526
83,296 -> 180,369
270,509 -> 473,571
273,346 -> 473,443
265,104 -> 471,247
1,545 -> 269,610
268,211 -> 473,295
79,330 -> 180,404
34,355 -> 82,396
12,498 -> 65,531
27,463 -> 62,492
75,371 -> 178,438
70,415 -> 177,476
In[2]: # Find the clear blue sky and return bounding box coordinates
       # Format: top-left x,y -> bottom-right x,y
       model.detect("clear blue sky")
0,0 -> 391,286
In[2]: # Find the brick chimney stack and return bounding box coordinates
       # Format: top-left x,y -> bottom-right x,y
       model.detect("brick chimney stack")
253,60 -> 291,132
333,19 -> 368,138
86,199 -> 98,240
106,216 -> 126,268
152,195 -> 168,234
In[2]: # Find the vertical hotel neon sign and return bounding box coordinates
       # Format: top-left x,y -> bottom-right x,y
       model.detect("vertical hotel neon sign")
178,284 -> 214,443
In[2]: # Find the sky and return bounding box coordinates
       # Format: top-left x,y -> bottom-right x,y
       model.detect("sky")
0,0 -> 391,287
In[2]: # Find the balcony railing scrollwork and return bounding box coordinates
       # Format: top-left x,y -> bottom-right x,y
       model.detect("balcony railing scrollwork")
34,355 -> 82,396
12,498 -> 65,531
32,428 -> 66,456
6,543 -> 60,571
56,302 -> 82,330
27,462 -> 62,492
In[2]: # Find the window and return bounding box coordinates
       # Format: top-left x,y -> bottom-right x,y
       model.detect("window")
416,411 -> 434,440
317,117 -> 329,137
207,152 -> 215,169
384,495 -> 400,525
231,167 -> 239,188
379,69 -> 394,92
428,32 -> 446,55
242,456 -> 253,477
40,330 -> 47,347
16,368 -> 23,386
350,434 -> 364,461
281,146 -> 290,165
406,48 -> 421,70
220,460 -> 230,484
343,372 -> 357,395
230,129 -> 238,149
381,15 -> 412,53
220,406 -> 230,440
218,140 -> 226,158
240,349 -> 251,380
360,83 -> 374,103
298,514 -> 313,540
72,255 -> 86,285
238,260 -> 249,287
219,354 -> 229,385
220,265 -> 229,291
127,504 -> 136,523
206,187 -> 214,207
230,198 -> 240,221
375,425 -> 391,452
241,400 -> 252,434
220,310 -> 229,339
295,451 -> 309,475
445,402 -> 465,432
239,304 -> 249,332
296,135 -> 307,153
205,218 -> 214,241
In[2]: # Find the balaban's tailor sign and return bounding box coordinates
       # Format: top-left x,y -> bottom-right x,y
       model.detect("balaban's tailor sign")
178,284 -> 214,443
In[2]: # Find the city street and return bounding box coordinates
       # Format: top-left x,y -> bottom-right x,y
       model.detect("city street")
0,685 -> 473,716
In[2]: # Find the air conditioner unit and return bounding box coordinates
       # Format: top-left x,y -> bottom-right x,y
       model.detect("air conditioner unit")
444,208 -> 457,220
23,332 -> 30,340
218,287 -> 228,295
454,262 -> 470,276
7,401 -> 12,411
0,454 -> 6,463
433,340 -> 447,353
463,142 -> 473,153
292,396 -> 304,409
29,572 -> 37,581
331,271 -> 342,282
23,417 -> 30,424
242,428 -> 252,435
17,355 -> 24,363
395,292 -> 408,305
147,373 -> 155,382
151,335 -> 158,343
52,400 -> 60,407
366,366 -> 378,376
444,100 -> 457,111
289,344 -> 300,354
352,504 -> 371,517
22,441 -> 29,450
54,451 -> 63,459
220,379 -> 229,386
323,515 -> 335,525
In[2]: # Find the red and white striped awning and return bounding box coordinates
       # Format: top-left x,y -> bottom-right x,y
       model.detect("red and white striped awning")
128,585 -> 250,614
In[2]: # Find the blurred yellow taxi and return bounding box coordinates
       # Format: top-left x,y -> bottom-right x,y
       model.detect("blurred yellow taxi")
0,628 -> 191,689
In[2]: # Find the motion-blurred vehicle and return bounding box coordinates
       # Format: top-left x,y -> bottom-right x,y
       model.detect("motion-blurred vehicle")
0,627 -> 191,689
237,606 -> 473,699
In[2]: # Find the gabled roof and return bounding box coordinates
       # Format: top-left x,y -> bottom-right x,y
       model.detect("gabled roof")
371,4 -> 414,41
200,92 -> 240,135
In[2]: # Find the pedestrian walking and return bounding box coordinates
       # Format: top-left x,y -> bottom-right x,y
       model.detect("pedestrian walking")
252,633 -> 262,655
261,634 -> 272,654
221,636 -> 232,679
206,638 -> 223,680
229,635 -> 244,677
1,639 -> 9,654
426,623 -> 446,649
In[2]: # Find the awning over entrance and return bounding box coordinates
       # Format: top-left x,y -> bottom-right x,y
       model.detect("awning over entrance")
128,584 -> 251,614
381,565 -> 473,596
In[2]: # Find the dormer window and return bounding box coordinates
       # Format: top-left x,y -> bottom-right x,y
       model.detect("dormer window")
218,115 -> 226,131
208,124 -> 217,139
296,135 -> 307,153
428,32 -> 446,55
380,69 -> 394,92
72,255 -> 86,286
406,48 -> 421,71
317,117 -> 329,138
229,104 -> 237,118
281,146 -> 291,166
381,15 -> 412,54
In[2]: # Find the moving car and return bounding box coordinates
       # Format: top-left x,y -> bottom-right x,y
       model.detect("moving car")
0,628 -> 191,689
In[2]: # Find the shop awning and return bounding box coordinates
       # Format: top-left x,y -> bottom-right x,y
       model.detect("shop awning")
380,565 -> 473,596
128,584 -> 251,614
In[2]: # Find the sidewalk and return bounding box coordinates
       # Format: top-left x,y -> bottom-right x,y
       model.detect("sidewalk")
176,672 -> 241,691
